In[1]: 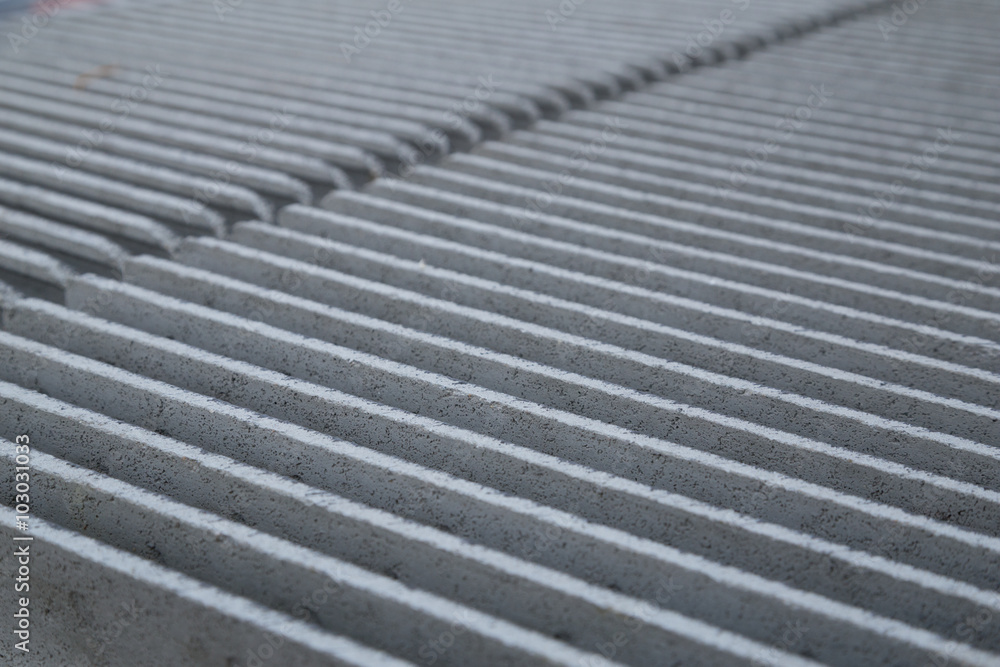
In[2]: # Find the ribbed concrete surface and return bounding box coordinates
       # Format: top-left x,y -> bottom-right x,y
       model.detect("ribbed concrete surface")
0,0 -> 998,665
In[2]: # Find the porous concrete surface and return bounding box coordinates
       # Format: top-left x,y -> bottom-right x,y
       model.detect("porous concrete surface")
0,0 -> 998,665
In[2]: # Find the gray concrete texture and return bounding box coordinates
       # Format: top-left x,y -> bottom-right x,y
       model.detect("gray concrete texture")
0,0 -> 998,664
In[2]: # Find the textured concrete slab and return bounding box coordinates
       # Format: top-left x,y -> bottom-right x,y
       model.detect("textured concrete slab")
0,0 -> 998,663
